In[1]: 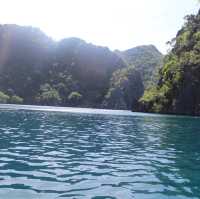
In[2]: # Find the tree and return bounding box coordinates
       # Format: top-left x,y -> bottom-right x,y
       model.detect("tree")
0,91 -> 10,104
137,9 -> 200,115
68,91 -> 82,106
103,66 -> 144,110
36,84 -> 61,105
10,95 -> 24,104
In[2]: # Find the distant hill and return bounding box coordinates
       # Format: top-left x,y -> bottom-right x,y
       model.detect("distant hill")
116,45 -> 163,88
0,24 -> 162,110
0,25 -> 127,107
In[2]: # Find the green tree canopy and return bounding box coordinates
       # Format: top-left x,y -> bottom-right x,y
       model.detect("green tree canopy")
10,95 -> 24,104
36,84 -> 61,106
0,91 -> 10,104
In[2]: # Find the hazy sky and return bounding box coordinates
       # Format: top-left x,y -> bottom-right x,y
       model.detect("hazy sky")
0,0 -> 199,53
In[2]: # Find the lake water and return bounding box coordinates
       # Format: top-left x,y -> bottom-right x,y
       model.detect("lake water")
0,104 -> 200,199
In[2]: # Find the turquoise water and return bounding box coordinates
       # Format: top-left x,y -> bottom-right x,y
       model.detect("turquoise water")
0,105 -> 200,199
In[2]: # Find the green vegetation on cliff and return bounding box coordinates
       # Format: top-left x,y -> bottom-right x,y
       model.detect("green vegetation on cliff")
117,45 -> 163,88
103,66 -> 144,109
138,10 -> 200,115
0,24 -> 159,109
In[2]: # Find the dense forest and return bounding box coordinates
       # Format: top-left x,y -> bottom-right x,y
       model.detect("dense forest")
116,45 -> 163,88
0,24 -> 162,109
0,9 -> 200,115
137,10 -> 200,116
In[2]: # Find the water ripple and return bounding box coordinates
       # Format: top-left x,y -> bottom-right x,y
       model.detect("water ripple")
0,107 -> 200,198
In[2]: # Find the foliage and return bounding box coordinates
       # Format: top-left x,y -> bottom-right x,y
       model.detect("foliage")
117,45 -> 163,88
0,25 -> 129,108
0,24 -> 163,109
138,10 -> 200,115
0,91 -> 10,103
68,91 -> 82,106
103,66 -> 144,109
68,91 -> 82,101
10,95 -> 24,104
36,84 -> 61,105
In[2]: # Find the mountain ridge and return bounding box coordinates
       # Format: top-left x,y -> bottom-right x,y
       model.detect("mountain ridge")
0,24 -> 163,110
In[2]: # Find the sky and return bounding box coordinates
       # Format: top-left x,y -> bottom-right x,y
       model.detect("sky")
0,0 -> 199,53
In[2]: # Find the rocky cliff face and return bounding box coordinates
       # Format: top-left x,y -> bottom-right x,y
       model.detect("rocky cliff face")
116,45 -> 163,88
0,24 -> 163,110
137,10 -> 200,116
102,45 -> 163,110
0,25 -> 128,107
54,37 -> 127,107
102,66 -> 144,110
